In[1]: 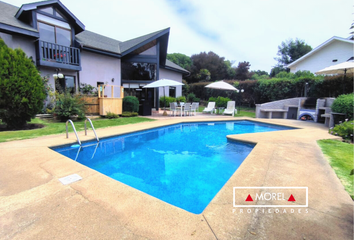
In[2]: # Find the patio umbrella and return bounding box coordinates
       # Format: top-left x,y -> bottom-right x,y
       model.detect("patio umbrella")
205,80 -> 240,114
315,61 -> 354,93
315,61 -> 354,77
205,80 -> 239,91
143,79 -> 184,116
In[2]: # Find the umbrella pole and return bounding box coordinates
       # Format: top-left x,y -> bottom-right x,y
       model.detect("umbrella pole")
163,87 -> 168,116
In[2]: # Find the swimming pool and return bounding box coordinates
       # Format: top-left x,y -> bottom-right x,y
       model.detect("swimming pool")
53,120 -> 293,214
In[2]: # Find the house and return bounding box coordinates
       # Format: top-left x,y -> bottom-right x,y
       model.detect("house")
287,36 -> 354,74
0,0 -> 189,114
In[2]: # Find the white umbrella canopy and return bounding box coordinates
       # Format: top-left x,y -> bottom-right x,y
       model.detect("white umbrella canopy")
143,79 -> 184,116
205,80 -> 239,91
315,61 -> 354,76
143,79 -> 184,88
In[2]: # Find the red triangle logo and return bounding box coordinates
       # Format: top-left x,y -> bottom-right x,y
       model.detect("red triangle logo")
288,194 -> 296,202
245,194 -> 253,202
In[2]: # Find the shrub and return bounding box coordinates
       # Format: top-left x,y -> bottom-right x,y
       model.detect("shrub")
121,111 -> 138,117
208,97 -> 217,102
187,93 -> 200,102
159,96 -> 176,108
54,92 -> 86,121
331,93 -> 354,120
123,96 -> 139,112
0,38 -> 46,129
215,96 -> 231,108
176,96 -> 186,103
106,111 -> 119,119
80,83 -> 97,96
329,120 -> 354,142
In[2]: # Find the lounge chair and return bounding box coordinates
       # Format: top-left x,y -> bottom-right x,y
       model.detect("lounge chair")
223,101 -> 236,117
203,102 -> 215,114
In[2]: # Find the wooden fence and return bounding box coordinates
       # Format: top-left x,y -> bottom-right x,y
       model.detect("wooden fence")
83,96 -> 99,115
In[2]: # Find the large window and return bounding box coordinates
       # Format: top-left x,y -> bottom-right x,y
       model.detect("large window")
55,76 -> 75,94
37,13 -> 71,46
121,62 -> 156,81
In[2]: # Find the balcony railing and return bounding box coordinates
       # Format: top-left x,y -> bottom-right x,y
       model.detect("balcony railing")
37,40 -> 80,69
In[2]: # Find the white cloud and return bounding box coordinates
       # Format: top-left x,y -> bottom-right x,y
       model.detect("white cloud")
5,0 -> 354,73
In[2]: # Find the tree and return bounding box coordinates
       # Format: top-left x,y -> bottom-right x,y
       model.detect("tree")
235,61 -> 251,80
187,51 -> 228,83
224,60 -> 236,79
0,38 -> 45,129
167,53 -> 192,70
270,65 -> 289,78
275,38 -> 312,66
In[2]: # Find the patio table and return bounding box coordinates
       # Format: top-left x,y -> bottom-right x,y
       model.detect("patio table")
176,105 -> 185,116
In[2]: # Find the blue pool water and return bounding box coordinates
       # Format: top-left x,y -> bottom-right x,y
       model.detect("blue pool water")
53,120 -> 292,214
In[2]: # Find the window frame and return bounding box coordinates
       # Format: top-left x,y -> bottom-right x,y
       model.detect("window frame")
37,20 -> 72,46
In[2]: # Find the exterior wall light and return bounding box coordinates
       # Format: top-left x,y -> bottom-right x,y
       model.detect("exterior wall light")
53,68 -> 64,79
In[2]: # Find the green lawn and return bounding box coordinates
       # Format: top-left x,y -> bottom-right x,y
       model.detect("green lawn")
0,117 -> 155,143
317,139 -> 354,199
197,106 -> 256,118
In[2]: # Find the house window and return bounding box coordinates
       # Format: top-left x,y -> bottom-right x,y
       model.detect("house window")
169,87 -> 176,98
121,62 -> 156,81
37,13 -> 71,46
55,76 -> 76,94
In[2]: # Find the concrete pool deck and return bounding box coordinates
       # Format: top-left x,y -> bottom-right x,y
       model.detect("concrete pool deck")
0,117 -> 353,239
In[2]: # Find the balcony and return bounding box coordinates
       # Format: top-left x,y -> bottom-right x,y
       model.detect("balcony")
36,40 -> 81,71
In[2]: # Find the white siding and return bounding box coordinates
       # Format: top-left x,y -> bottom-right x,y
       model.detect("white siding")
159,68 -> 183,98
0,32 -> 36,63
289,40 -> 353,73
80,51 -> 121,98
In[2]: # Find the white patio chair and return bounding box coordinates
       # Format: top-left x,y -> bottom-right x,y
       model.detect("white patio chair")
202,102 -> 215,114
223,101 -> 236,117
183,103 -> 191,116
169,102 -> 177,116
190,102 -> 198,116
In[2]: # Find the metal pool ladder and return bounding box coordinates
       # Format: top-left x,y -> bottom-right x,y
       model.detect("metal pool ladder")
66,118 -> 99,145
85,118 -> 99,142
66,119 -> 81,145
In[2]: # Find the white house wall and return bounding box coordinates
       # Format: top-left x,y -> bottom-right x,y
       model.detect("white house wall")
80,50 -> 121,98
289,40 -> 353,73
0,32 -> 36,63
159,68 -> 183,98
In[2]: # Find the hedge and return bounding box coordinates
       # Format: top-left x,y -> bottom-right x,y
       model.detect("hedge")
188,74 -> 353,107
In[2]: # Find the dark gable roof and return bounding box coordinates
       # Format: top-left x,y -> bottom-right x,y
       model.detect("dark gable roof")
15,0 -> 85,34
0,0 -> 188,74
76,30 -> 121,55
0,1 -> 38,37
164,59 -> 190,75
120,28 -> 169,55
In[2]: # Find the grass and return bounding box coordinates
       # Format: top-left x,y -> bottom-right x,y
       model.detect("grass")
317,139 -> 354,199
197,106 -> 256,118
0,117 -> 155,143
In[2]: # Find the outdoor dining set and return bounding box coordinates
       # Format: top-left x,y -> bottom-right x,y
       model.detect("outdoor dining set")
169,102 -> 199,116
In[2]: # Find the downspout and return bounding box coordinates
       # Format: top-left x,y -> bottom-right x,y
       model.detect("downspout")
77,70 -> 80,94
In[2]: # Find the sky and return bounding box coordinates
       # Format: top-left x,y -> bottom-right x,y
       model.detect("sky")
4,0 -> 354,73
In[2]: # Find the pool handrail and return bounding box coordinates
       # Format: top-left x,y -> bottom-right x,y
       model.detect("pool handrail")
66,119 -> 81,145
85,118 -> 99,142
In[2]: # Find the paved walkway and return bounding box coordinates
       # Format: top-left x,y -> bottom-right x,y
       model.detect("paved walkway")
0,116 -> 352,239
